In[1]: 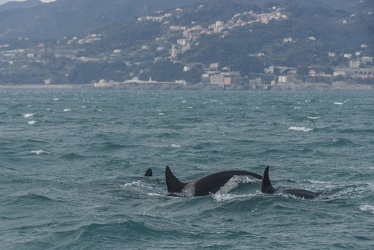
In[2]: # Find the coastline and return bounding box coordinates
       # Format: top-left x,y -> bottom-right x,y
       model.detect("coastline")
0,81 -> 373,91
0,84 -> 90,89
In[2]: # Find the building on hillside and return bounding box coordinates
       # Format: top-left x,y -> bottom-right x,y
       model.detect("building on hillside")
210,74 -> 224,85
362,56 -> 373,64
94,79 -> 113,88
171,45 -> 177,58
309,70 -> 316,77
283,37 -> 293,43
328,52 -> 336,57
349,60 -> 361,68
278,76 -> 288,83
333,70 -> 346,77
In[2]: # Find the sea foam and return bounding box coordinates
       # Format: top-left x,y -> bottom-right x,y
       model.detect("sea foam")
31,150 -> 49,155
23,113 -> 34,118
307,116 -> 320,120
288,126 -> 313,132
359,204 -> 374,214
213,193 -> 257,202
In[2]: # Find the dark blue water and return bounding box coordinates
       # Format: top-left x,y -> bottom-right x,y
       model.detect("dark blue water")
1,90 -> 373,249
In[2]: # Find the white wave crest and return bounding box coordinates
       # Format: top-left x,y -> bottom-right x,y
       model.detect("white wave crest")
359,204 -> 374,214
63,109 -> 71,112
218,176 -> 259,194
23,113 -> 34,118
147,193 -> 163,197
171,144 -> 181,148
307,116 -> 320,120
334,102 -> 344,105
28,120 -> 37,125
213,193 -> 256,202
141,212 -> 158,217
31,150 -> 49,155
120,180 -> 143,188
288,126 -> 313,132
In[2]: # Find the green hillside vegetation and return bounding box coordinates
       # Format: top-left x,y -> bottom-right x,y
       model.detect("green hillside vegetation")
0,0 -> 373,86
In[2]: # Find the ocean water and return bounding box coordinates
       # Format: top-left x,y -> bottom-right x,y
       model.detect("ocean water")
0,89 -> 373,249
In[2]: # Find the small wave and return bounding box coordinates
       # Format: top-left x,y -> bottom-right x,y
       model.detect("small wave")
63,109 -> 71,112
359,204 -> 374,214
141,212 -> 159,217
14,193 -> 55,203
31,150 -> 49,155
213,193 -> 257,202
325,185 -> 368,200
28,120 -> 37,125
23,113 -> 34,118
307,116 -> 320,120
121,180 -> 143,188
331,138 -> 357,147
59,153 -> 85,160
218,176 -> 259,194
334,102 -> 344,105
147,193 -> 163,197
288,126 -> 313,132
171,144 -> 181,148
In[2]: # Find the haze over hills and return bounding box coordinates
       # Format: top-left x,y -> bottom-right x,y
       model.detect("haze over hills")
0,0 -> 43,12
0,0 -> 371,42
0,0 -> 199,40
0,0 -> 373,88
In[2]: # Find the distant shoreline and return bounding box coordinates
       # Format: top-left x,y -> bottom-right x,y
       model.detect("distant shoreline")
0,84 -> 90,89
0,82 -> 373,91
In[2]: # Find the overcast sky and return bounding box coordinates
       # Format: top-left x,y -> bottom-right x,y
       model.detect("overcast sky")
0,0 -> 55,5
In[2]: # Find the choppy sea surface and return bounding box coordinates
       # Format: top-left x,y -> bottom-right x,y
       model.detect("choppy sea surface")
0,89 -> 373,249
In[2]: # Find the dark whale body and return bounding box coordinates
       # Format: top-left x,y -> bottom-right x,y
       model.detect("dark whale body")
261,166 -> 318,199
165,166 -> 262,196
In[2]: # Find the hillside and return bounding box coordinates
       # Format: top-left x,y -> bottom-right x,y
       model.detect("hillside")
0,0 -> 199,41
89,0 -> 373,81
0,0 -> 43,12
0,0 -> 373,87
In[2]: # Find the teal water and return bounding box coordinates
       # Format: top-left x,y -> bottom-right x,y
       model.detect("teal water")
0,90 -> 373,249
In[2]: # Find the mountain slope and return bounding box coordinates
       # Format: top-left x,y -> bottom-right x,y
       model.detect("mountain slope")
0,0 -> 198,41
0,0 -> 43,12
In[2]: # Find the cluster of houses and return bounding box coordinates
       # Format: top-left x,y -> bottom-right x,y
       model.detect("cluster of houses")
0,4 -> 372,88
138,5 -> 373,86
166,6 -> 288,59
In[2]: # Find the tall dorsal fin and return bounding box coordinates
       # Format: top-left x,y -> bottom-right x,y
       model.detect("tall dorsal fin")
261,166 -> 276,194
144,168 -> 152,177
165,166 -> 187,193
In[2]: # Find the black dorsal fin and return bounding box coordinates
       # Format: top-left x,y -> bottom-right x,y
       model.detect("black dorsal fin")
144,168 -> 152,177
165,166 -> 187,193
261,166 -> 276,194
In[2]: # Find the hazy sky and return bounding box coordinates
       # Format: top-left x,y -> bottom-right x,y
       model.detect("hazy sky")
0,0 -> 55,5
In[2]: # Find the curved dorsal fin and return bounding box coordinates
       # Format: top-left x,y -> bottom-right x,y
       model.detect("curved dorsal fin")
261,166 -> 276,194
165,166 -> 187,193
144,168 -> 152,177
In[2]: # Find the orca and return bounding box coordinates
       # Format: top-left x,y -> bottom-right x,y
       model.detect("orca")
165,166 -> 262,196
261,166 -> 318,199
144,168 -> 152,177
